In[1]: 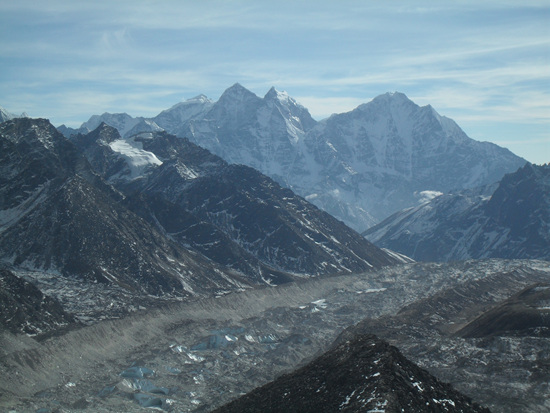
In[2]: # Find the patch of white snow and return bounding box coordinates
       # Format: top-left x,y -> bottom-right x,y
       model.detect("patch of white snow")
109,136 -> 162,179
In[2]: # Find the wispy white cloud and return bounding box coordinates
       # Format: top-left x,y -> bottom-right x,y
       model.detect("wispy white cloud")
0,1 -> 548,163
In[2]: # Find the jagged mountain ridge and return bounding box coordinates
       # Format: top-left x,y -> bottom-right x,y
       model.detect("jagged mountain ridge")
0,118 -> 255,327
214,334 -> 490,413
364,163 -> 550,261
61,85 -> 527,231
0,119 -> 251,302
303,92 -> 525,226
173,84 -> 318,186
0,118 -> 401,328
74,124 -> 399,279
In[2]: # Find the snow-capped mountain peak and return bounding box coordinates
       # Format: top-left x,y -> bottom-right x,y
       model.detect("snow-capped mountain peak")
218,82 -> 261,105
157,94 -> 212,115
0,106 -> 28,123
188,94 -> 210,103
60,87 -> 526,231
362,91 -> 416,111
81,112 -> 138,137
264,86 -> 291,102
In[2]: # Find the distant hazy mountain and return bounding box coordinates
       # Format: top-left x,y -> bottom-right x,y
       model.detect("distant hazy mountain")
364,163 -> 550,261
214,334 -> 490,413
63,85 -> 526,231
153,94 -> 214,135
59,112 -> 163,138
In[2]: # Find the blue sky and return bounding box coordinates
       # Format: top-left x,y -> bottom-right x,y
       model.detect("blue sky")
1,0 -> 549,164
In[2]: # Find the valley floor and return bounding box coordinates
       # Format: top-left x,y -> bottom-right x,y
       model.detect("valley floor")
1,259 -> 549,412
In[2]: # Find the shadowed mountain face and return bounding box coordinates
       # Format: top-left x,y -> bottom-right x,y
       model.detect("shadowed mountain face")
214,334 -> 490,413
365,163 -> 550,261
60,86 -> 526,231
0,118 -> 402,327
73,125 -> 401,281
0,119 -> 249,304
457,283 -> 550,338
0,268 -> 77,337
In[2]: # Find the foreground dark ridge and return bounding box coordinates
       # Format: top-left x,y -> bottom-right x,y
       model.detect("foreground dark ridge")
214,334 -> 490,413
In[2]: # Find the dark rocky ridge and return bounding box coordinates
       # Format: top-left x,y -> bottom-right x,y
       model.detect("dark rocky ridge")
0,268 -> 77,337
336,261 -> 550,412
0,119 -> 248,300
214,334 -> 490,413
457,283 -> 550,338
74,125 -> 400,281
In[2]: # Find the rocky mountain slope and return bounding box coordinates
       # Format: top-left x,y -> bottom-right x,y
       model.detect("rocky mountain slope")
456,282 -> 550,338
0,267 -> 77,337
0,118 -> 256,326
0,117 -> 401,330
73,123 -> 400,280
61,85 -> 526,231
364,163 -> 550,261
214,334 -> 490,413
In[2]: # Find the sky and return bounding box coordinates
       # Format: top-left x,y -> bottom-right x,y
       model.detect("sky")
1,1 -> 549,164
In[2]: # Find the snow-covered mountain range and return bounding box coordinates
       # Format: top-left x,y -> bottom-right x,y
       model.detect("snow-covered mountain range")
59,85 -> 526,231
364,163 -> 550,261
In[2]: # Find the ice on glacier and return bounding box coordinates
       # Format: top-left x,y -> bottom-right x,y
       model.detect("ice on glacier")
120,366 -> 155,379
109,136 -> 162,179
